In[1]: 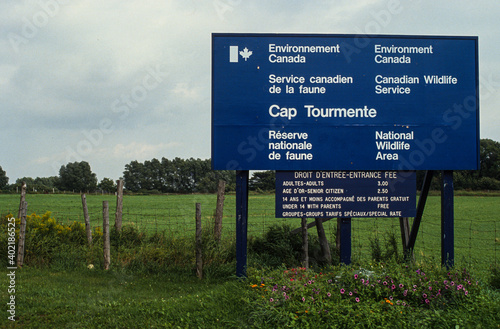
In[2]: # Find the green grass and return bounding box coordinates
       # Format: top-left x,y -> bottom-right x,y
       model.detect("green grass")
0,267 -> 252,328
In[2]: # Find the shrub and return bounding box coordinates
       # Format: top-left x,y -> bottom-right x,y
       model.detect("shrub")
248,224 -> 329,268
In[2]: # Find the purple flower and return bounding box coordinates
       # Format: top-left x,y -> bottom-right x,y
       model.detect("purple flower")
302,297 -> 306,302
465,291 -> 468,295
399,284 -> 404,288
355,297 -> 360,303
270,298 -> 274,302
403,290 -> 408,296
422,293 -> 427,298
340,288 -> 345,294
391,285 -> 396,290
457,284 -> 463,290
327,292 -> 331,297
425,299 -> 430,304
383,281 -> 388,285
349,291 -> 353,296
361,279 -> 365,284
428,286 -> 432,291
354,274 -> 358,279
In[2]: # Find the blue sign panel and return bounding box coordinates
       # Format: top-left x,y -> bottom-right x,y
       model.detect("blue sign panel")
212,33 -> 479,171
275,171 -> 416,218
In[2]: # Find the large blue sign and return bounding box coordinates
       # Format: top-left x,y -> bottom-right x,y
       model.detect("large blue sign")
212,33 -> 479,171
275,171 -> 416,218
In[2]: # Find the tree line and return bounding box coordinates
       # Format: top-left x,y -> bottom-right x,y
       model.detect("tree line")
0,139 -> 499,193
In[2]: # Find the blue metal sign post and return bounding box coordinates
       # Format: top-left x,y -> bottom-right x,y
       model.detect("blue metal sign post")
235,170 -> 249,277
441,170 -> 454,268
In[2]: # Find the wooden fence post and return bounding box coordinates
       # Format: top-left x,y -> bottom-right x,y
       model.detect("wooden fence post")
81,194 -> 93,246
103,201 -> 110,270
17,181 -> 26,220
214,180 -> 226,241
315,218 -> 332,265
17,201 -> 27,267
115,179 -> 124,232
196,203 -> 203,279
301,217 -> 309,269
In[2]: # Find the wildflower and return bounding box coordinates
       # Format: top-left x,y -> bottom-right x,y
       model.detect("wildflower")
425,299 -> 430,304
349,291 -> 353,296
399,283 -> 404,288
302,297 -> 306,302
355,297 -> 360,302
270,298 -> 274,302
383,281 -> 388,285
391,285 -> 396,290
403,290 -> 408,296
354,274 -> 358,279
465,291 -> 468,295
423,293 -> 427,298
340,288 -> 345,294
251,284 -> 258,288
457,284 -> 463,290
327,292 -> 331,297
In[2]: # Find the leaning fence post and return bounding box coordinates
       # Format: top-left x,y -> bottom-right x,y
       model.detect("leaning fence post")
214,180 -> 226,241
81,194 -> 93,246
315,218 -> 332,265
115,179 -> 124,232
196,203 -> 203,279
17,201 -> 27,267
103,201 -> 110,270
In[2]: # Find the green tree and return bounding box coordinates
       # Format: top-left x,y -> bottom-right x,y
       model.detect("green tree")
249,170 -> 275,191
98,177 -> 116,193
479,138 -> 500,181
58,161 -> 97,192
0,166 -> 8,189
123,161 -> 145,192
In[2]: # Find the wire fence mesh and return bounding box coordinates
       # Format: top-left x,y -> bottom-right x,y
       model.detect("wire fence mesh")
2,193 -> 498,273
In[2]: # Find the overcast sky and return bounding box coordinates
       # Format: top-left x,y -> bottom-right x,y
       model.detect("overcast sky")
1,0 -> 499,183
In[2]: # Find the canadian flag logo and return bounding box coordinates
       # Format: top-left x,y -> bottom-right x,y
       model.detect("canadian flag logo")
229,46 -> 252,63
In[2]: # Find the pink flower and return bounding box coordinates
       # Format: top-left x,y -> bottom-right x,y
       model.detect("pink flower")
399,284 -> 404,288
340,288 -> 345,294
327,292 -> 331,297
354,274 -> 358,279
355,297 -> 360,303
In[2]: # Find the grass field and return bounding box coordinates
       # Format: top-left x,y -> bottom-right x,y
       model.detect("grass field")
1,192 -> 499,273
